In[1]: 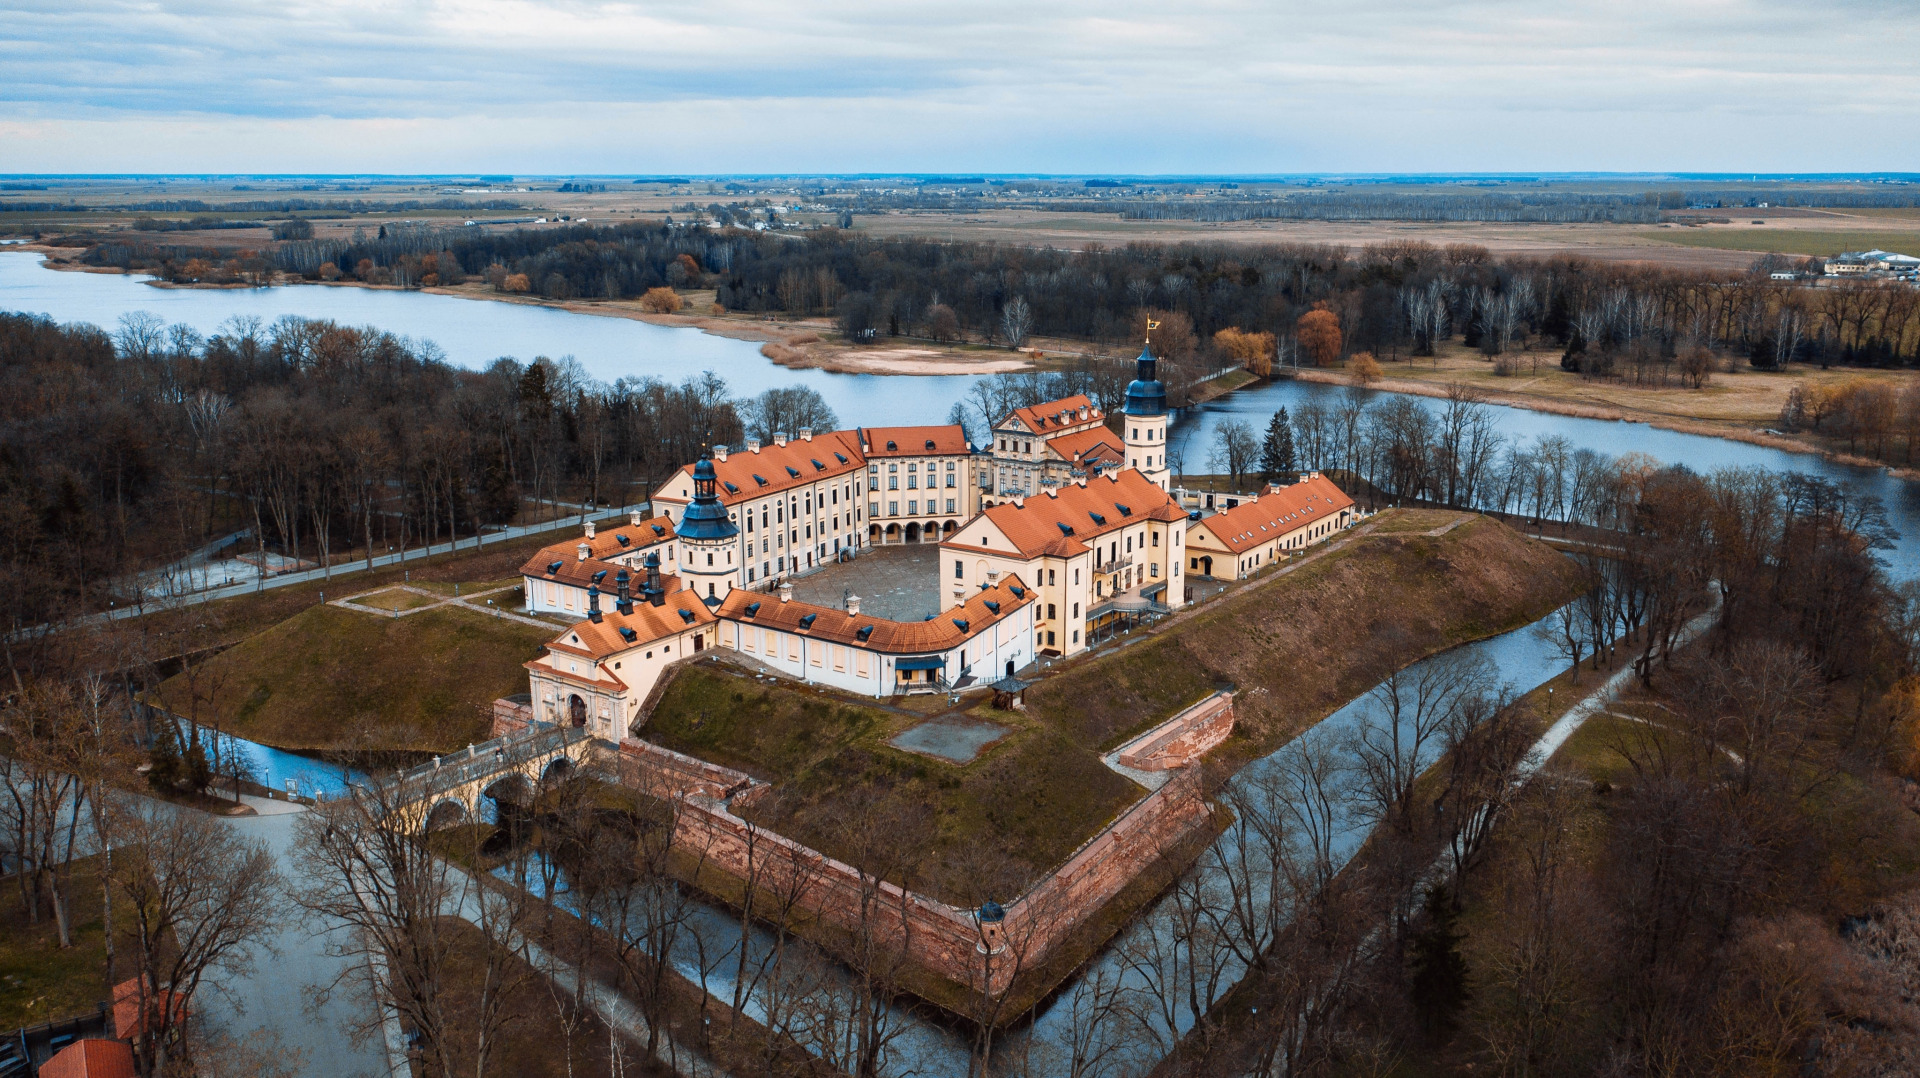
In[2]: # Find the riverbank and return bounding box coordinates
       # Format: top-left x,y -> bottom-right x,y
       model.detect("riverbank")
1285,344 -> 1920,478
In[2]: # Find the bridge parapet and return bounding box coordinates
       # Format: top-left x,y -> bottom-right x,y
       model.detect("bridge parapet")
380,724 -> 598,831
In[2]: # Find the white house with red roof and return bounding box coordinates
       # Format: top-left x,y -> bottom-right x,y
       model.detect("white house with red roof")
1185,472 -> 1356,580
520,511 -> 679,616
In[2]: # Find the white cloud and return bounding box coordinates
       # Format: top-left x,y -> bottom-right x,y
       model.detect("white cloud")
1,0 -> 1916,171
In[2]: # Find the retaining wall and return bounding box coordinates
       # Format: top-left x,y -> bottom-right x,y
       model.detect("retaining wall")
1115,691 -> 1236,771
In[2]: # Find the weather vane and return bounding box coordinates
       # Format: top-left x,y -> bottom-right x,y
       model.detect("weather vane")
1145,317 -> 1160,346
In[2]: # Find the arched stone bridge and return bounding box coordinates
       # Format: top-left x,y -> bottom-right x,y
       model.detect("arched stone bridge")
386,724 -> 598,832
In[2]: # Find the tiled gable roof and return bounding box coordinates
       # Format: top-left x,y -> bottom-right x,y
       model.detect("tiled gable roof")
717,576 -> 1034,654
1044,425 -> 1125,468
523,519 -> 674,573
1190,475 -> 1355,554
952,470 -> 1184,559
666,430 -> 865,506
858,424 -> 972,457
998,395 -> 1101,437
545,578 -> 713,658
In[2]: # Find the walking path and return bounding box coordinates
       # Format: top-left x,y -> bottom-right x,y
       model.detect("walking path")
78,502 -> 649,626
331,583 -> 559,630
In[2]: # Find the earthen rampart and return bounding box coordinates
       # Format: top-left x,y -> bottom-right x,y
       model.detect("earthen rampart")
620,689 -> 1234,994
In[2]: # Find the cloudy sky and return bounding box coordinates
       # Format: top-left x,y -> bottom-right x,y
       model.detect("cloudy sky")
3,0 -> 1916,174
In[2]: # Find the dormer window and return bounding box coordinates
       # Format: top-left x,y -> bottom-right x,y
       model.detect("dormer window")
546,561 -> 563,574
616,534 -> 631,547
744,601 -> 762,617
652,524 -> 666,535
811,459 -> 825,471
753,474 -> 768,486
1057,523 -> 1074,536
677,609 -> 695,624
785,466 -> 801,478
924,439 -> 935,450
886,440 -> 897,450
856,625 -> 874,641
618,627 -> 637,643
723,482 -> 739,494
798,613 -> 817,629
1009,585 -> 1025,598
1088,512 -> 1106,525
984,600 -> 1000,614
591,569 -> 608,583
835,452 -> 849,463
952,618 -> 970,632
1116,503 -> 1131,516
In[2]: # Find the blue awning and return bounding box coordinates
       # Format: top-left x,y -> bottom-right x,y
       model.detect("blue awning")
895,655 -> 946,671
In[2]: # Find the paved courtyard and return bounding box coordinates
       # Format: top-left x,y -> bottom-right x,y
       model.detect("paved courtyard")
787,543 -> 944,621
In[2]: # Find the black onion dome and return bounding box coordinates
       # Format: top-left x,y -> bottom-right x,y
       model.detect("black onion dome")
678,456 -> 739,541
1123,342 -> 1166,417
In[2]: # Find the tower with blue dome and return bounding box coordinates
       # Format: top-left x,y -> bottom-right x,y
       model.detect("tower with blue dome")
1122,336 -> 1170,490
678,453 -> 740,605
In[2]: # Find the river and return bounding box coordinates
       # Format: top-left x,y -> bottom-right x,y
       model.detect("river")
7,249 -> 1918,580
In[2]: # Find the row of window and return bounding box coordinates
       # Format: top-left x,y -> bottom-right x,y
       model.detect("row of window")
872,499 -> 958,516
886,473 -> 958,490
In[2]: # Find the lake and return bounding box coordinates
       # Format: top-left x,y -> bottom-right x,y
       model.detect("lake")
7,250 -> 1920,579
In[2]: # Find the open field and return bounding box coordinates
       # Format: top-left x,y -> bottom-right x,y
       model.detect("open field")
147,603 -> 554,753
1639,227 -> 1920,257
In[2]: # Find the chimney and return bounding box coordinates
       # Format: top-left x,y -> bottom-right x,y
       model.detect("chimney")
1078,405 -> 1088,419
847,594 -> 861,616
585,520 -> 596,539
615,568 -> 632,614
799,427 -> 812,441
587,585 -> 603,623
779,581 -> 793,603
986,569 -> 1000,586
714,444 -> 729,462
1012,494 -> 1024,507
645,553 -> 664,606
630,509 -> 643,526
774,431 -> 788,447
747,438 -> 762,453
577,542 -> 590,561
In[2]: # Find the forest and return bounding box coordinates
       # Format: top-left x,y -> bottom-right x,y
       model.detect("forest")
75,219 -> 1917,370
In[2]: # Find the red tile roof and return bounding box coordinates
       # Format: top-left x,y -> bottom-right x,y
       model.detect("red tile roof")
1190,475 -> 1355,554
858,424 -> 972,457
717,575 -> 1035,654
544,579 -> 714,658
112,978 -> 185,1042
948,470 -> 1185,559
1044,426 -> 1125,469
526,519 -> 675,571
998,395 -> 1102,436
520,553 -> 629,590
667,430 -> 866,506
37,1039 -> 135,1078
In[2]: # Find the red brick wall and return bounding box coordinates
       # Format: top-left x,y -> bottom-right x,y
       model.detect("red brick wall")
491,698 -> 536,738
624,736 -> 1216,992
1116,692 -> 1235,771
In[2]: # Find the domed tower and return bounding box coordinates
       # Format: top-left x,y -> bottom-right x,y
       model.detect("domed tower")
676,454 -> 740,606
1123,337 -> 1170,490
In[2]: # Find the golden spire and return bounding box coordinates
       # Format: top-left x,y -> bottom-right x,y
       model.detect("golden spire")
1145,316 -> 1160,347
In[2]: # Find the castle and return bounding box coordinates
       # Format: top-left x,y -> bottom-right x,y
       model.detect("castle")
517,342 -> 1352,735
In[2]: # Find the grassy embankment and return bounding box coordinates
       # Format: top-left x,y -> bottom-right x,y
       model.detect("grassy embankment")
146,603 -> 553,754
1636,227 -> 1920,258
1023,513 -> 1584,771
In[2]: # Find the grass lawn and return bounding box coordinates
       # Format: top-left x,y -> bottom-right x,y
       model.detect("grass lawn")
147,604 -> 555,753
1024,515 -> 1584,764
1637,227 -> 1920,258
350,586 -> 439,611
644,666 -> 1142,905
0,857 -> 132,1029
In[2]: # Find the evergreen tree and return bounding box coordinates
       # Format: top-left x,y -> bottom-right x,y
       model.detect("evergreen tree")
147,718 -> 183,793
1543,288 -> 1572,343
1260,408 -> 1296,483
183,728 -> 212,795
1408,883 -> 1470,1037
1560,326 -> 1587,372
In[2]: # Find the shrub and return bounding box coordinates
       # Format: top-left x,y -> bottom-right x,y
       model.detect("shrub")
639,287 -> 682,313
502,273 -> 531,293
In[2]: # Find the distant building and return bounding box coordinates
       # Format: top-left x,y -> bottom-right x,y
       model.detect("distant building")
1827,250 -> 1920,277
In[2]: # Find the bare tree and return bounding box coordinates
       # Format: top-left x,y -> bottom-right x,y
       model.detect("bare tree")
1001,296 -> 1034,350
113,796 -> 283,1077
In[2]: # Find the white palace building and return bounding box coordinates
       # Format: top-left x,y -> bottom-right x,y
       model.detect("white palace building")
516,341 -> 1358,733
